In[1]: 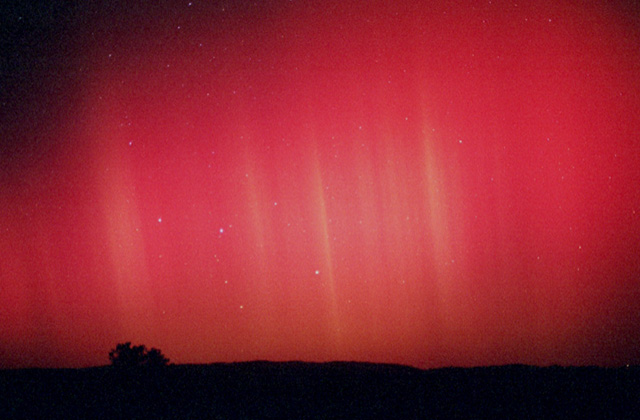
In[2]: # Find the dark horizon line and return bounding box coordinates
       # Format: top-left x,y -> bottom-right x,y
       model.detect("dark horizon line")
2,359 -> 638,372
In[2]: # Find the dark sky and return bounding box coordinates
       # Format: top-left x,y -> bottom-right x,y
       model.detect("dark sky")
2,0 -> 640,369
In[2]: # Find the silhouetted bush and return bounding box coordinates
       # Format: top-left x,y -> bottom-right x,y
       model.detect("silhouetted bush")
109,342 -> 170,368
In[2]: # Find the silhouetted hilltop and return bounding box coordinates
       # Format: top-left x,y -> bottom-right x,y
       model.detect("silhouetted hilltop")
1,362 -> 638,419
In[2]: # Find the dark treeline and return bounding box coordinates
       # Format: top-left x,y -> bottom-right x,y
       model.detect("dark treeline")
1,362 -> 639,419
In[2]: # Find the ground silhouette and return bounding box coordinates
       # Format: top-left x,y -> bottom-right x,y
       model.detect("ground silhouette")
1,362 -> 638,419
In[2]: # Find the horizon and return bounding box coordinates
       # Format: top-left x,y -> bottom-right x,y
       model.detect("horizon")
1,0 -> 640,369
2,358 -> 638,371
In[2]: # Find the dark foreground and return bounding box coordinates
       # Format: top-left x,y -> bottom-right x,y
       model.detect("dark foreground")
1,362 -> 638,419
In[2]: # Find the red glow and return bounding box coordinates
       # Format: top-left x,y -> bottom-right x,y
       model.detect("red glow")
2,1 -> 640,368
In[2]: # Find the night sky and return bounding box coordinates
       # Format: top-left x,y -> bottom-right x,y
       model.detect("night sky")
2,0 -> 640,369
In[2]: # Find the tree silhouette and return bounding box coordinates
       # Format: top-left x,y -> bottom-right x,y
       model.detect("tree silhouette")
109,342 -> 170,368
145,347 -> 170,367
